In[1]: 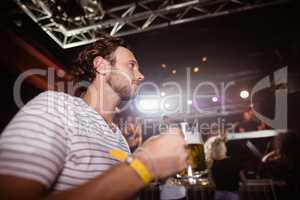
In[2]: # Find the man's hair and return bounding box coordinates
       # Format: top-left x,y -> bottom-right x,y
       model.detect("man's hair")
70,35 -> 127,83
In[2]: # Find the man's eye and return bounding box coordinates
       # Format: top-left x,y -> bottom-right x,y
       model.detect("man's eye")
130,63 -> 135,68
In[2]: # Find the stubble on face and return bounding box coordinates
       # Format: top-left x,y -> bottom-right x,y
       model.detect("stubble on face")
107,71 -> 133,100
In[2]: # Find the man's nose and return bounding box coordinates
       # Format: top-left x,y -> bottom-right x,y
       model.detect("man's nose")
136,70 -> 144,82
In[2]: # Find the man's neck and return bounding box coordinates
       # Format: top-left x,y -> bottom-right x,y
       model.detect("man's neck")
82,82 -> 120,124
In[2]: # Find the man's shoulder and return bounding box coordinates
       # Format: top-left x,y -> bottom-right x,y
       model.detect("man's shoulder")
33,90 -> 72,101
21,90 -> 79,118
29,90 -> 81,108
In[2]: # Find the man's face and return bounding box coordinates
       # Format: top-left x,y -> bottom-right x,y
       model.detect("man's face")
107,47 -> 144,100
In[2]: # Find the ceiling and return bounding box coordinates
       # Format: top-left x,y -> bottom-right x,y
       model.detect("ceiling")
11,0 -> 292,48
1,0 -> 299,89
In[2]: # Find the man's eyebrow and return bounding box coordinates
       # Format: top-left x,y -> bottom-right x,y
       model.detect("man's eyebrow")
130,60 -> 139,67
130,60 -> 138,64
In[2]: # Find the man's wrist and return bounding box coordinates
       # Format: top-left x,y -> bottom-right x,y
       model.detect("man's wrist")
133,151 -> 153,179
110,149 -> 154,185
119,162 -> 146,189
129,158 -> 152,185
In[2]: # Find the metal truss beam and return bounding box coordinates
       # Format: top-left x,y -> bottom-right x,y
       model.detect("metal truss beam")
15,0 -> 290,49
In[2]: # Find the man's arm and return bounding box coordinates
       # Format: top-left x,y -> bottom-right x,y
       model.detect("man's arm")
0,163 -> 144,200
0,128 -> 187,200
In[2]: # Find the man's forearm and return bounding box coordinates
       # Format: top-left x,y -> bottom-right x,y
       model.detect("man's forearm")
45,163 -> 145,200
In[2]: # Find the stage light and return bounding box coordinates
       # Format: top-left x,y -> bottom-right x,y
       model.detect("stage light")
161,64 -> 167,68
137,98 -> 160,113
161,98 -> 180,112
212,96 -> 218,102
164,103 -> 171,109
80,0 -> 104,18
202,57 -> 207,62
240,90 -> 249,99
193,67 -> 200,73
161,91 -> 166,97
187,100 -> 193,105
171,69 -> 177,74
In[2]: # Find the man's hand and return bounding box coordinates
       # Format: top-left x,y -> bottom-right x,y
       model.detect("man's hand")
134,128 -> 188,180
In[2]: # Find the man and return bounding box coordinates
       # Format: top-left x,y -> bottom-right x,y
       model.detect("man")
235,109 -> 261,133
0,35 -> 187,200
231,108 -> 271,178
235,108 -> 269,132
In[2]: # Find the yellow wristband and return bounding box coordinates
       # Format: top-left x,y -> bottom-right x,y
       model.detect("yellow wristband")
130,159 -> 152,185
110,149 -> 152,185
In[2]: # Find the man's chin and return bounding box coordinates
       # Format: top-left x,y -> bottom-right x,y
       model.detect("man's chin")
116,85 -> 138,101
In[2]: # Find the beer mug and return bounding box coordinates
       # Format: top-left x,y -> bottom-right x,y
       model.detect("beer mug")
174,122 -> 207,185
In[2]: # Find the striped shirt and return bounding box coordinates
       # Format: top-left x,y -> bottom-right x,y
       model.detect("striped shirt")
0,91 -> 130,191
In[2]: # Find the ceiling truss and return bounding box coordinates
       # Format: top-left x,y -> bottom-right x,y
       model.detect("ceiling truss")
15,0 -> 289,49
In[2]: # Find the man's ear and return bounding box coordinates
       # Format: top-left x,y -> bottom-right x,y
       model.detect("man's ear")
93,56 -> 104,72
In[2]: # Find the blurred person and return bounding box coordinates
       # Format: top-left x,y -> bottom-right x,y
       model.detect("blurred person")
208,138 -> 243,200
261,131 -> 300,197
235,109 -> 261,133
159,115 -> 171,132
0,35 -> 188,200
123,115 -> 143,152
232,108 -> 272,176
